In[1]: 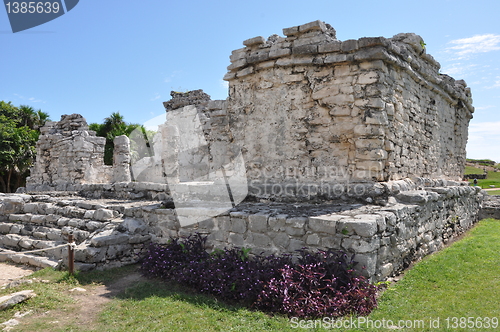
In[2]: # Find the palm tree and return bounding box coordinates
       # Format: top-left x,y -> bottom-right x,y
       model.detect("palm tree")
91,112 -> 143,165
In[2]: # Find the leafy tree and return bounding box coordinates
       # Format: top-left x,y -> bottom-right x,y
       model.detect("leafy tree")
90,112 -> 150,165
0,101 -> 50,192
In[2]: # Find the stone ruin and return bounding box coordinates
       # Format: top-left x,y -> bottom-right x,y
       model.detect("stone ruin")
0,21 -> 486,281
27,114 -> 132,190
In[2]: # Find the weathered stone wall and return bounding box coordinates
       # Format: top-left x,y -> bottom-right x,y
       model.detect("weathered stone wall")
223,20 -> 474,200
107,179 -> 485,281
0,180 -> 484,279
27,114 -> 111,191
27,114 -> 132,191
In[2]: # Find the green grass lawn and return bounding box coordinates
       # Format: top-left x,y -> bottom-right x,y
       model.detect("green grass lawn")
2,219 -> 499,331
465,166 -> 485,175
465,167 -> 500,190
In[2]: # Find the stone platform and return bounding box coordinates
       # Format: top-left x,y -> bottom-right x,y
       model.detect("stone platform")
0,178 -> 484,281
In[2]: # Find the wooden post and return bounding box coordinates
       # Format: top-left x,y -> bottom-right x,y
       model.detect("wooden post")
68,233 -> 74,275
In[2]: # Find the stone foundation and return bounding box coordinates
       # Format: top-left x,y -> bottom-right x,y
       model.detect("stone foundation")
0,180 -> 484,281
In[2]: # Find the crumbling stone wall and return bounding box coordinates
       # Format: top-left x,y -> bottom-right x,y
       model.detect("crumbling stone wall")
133,91 -> 235,185
27,114 -> 131,191
223,20 -> 473,200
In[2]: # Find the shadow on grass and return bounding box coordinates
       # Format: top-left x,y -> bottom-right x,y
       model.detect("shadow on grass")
115,278 -> 251,314
64,263 -> 251,314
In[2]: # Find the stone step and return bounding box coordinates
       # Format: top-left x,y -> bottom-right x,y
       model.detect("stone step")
0,222 -> 93,246
3,213 -> 111,233
0,250 -> 59,269
0,233 -> 66,256
21,201 -> 121,221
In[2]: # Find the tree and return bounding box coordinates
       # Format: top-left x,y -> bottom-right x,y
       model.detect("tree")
0,101 -> 50,192
89,112 -> 146,165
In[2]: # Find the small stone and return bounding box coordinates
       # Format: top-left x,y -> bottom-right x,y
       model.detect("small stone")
69,287 -> 86,292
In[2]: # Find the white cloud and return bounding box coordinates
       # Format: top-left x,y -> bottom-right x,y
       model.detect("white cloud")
474,105 -> 495,111
448,34 -> 500,57
150,93 -> 161,101
220,79 -> 229,89
13,93 -> 45,103
440,63 -> 477,76
164,70 -> 183,84
485,79 -> 500,89
466,121 -> 500,162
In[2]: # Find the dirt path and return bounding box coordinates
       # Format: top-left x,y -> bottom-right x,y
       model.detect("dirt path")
69,271 -> 144,327
19,269 -> 145,331
0,262 -> 145,331
0,263 -> 37,287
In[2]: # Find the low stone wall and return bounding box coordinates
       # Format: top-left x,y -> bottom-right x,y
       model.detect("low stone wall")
479,195 -> 500,220
88,178 -> 481,281
464,174 -> 487,180
0,180 -> 484,280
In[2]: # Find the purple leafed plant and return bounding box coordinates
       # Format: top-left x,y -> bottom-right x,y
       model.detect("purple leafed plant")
140,233 -> 378,318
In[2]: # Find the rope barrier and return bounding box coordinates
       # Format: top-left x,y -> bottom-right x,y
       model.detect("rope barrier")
0,243 -> 74,255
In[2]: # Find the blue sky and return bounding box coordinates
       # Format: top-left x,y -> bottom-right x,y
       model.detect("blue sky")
1,0 -> 500,161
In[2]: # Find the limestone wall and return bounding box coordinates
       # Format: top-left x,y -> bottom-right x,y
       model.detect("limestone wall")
223,20 -> 474,200
27,114 -> 131,191
120,179 -> 483,281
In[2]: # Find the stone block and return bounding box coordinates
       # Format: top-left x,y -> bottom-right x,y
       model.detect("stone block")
379,262 -> 394,278
83,210 -> 94,219
23,203 -> 38,214
286,217 -> 308,228
292,44 -> 318,55
356,160 -> 384,172
249,233 -> 272,248
352,252 -> 377,277
285,226 -> 305,236
287,239 -> 306,251
231,217 -> 247,234
318,41 -> 341,53
357,71 -> 379,85
337,217 -> 378,237
93,209 -> 114,221
283,25 -> 299,37
342,237 -> 380,253
90,233 -> 129,247
243,36 -> 265,47
236,66 -> 254,78
248,214 -> 269,233
0,234 -> 22,248
324,54 -> 347,63
0,223 -> 11,234
298,20 -> 327,33
358,37 -> 387,48
0,290 -> 36,311
57,217 -> 69,227
0,197 -> 25,214
341,39 -> 359,52
269,47 -> 291,59
268,215 -> 286,232
272,232 -> 290,249
308,215 -> 340,234
122,218 -> 146,234
306,233 -> 320,245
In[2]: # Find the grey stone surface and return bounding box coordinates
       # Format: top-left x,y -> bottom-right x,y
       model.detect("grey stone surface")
0,290 -> 36,311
